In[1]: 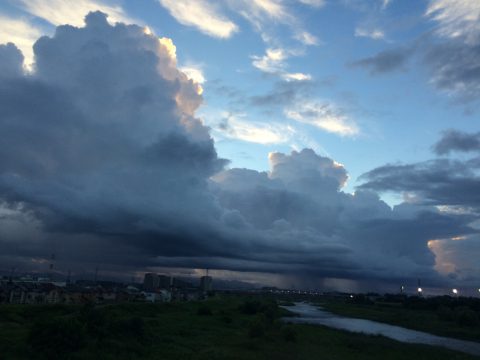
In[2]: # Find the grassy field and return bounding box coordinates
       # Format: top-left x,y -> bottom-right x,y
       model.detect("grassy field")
0,296 -> 478,359
321,300 -> 480,342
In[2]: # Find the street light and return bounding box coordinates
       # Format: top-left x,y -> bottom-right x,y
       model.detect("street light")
417,287 -> 423,294
452,288 -> 458,295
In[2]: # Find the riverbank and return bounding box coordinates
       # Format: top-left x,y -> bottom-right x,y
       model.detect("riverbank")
284,302 -> 480,357
320,299 -> 480,342
0,296 -> 478,359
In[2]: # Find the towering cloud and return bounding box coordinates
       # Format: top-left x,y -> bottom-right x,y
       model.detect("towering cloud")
0,11 -> 227,269
0,12 -> 477,289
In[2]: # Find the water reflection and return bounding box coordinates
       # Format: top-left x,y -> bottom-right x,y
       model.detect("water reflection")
283,303 -> 480,356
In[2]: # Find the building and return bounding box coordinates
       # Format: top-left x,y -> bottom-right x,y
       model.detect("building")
142,289 -> 171,303
143,273 -> 160,291
158,275 -> 172,289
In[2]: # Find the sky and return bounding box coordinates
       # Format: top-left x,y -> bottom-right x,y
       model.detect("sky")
0,0 -> 479,293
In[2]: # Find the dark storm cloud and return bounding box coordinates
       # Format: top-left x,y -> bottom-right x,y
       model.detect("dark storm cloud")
358,159 -> 480,207
358,144 -> 480,284
211,149 -> 471,283
349,47 -> 412,74
0,11 -> 228,265
434,129 -> 480,155
0,12 -> 477,287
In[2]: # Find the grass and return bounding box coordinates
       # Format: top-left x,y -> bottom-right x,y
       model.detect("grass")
0,296 -> 478,359
320,300 -> 480,342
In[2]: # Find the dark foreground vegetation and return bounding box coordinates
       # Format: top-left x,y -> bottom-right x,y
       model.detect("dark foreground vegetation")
0,295 -> 477,359
321,294 -> 480,342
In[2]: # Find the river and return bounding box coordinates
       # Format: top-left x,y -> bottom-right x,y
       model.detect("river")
282,302 -> 480,357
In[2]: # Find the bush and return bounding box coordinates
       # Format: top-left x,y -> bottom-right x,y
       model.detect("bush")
437,305 -> 454,321
248,315 -> 267,338
197,305 -> 213,316
28,317 -> 86,359
219,310 -> 233,324
455,307 -> 479,327
260,302 -> 278,324
79,303 -> 108,339
282,325 -> 298,342
239,299 -> 262,315
222,315 -> 233,324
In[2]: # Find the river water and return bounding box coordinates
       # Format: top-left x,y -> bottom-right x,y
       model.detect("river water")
282,302 -> 480,357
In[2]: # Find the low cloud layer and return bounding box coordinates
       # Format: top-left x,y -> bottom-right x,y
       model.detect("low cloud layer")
0,13 -> 478,289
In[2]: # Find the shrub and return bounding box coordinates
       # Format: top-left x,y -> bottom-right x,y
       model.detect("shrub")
219,310 -> 233,324
109,316 -> 145,340
197,305 -> 213,316
248,315 -> 267,338
455,307 -> 479,327
239,299 -> 262,315
28,317 -> 86,359
282,325 -> 298,342
437,305 -> 454,321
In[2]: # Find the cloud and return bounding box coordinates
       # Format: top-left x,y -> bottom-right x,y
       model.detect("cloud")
359,158 -> 480,208
0,11 -> 227,266
355,27 -> 385,40
428,234 -> 480,281
0,43 -> 24,78
158,0 -> 238,38
350,47 -> 412,74
16,0 -> 137,26
180,66 -> 205,85
212,113 -> 294,145
250,80 -> 314,107
232,0 -> 320,48
294,31 -> 320,46
358,135 -> 480,285
156,0 -> 319,84
156,0 -> 321,48
282,72 -> 312,81
179,65 -> 206,95
423,40 -> 480,102
1,11 -> 478,288
422,1 -> 480,103
252,47 -> 312,81
212,148 -> 466,285
252,48 -> 287,73
0,15 -> 42,68
351,1 -> 480,104
434,129 -> 480,155
298,0 -> 326,8
426,0 -> 480,45
381,0 -> 393,10
285,100 -> 359,136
